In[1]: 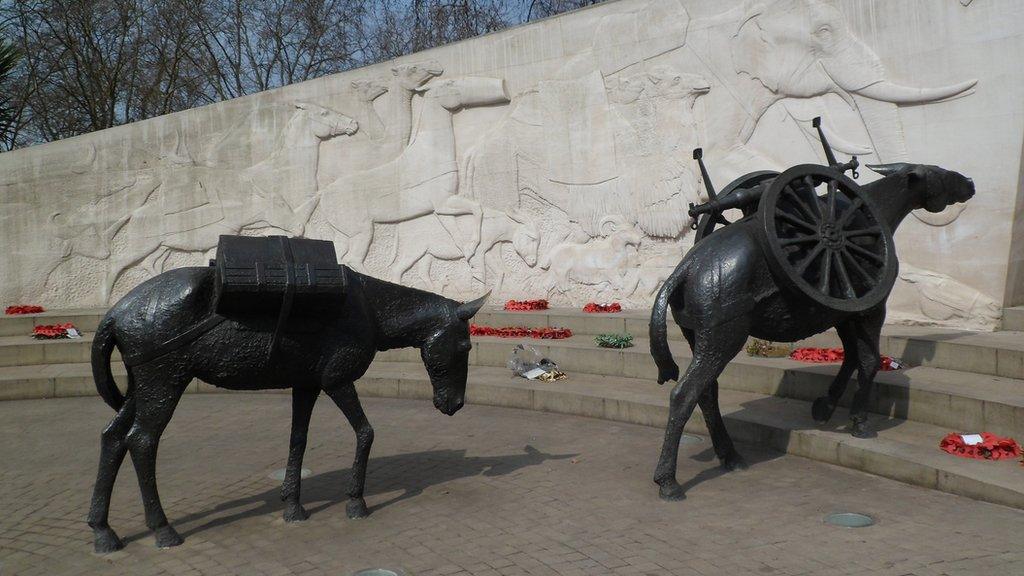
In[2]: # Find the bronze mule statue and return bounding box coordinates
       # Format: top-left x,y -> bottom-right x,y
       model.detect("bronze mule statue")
87,261 -> 488,553
649,162 -> 975,501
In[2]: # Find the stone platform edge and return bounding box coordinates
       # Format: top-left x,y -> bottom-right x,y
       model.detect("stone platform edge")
6,361 -> 1023,512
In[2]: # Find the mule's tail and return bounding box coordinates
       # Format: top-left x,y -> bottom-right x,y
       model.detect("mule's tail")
92,317 -> 126,411
650,259 -> 688,384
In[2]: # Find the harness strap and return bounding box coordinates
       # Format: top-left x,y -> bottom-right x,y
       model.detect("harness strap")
267,236 -> 296,363
122,314 -> 228,367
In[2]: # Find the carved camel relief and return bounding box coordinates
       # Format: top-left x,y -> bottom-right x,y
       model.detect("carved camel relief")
98,102 -> 357,301
334,61 -> 445,183
320,75 -> 510,269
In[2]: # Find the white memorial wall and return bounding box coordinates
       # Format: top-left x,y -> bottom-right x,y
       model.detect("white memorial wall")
1,0 -> 1021,330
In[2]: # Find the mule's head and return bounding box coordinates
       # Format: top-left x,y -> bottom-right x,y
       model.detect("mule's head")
867,163 -> 975,213
421,292 -> 490,416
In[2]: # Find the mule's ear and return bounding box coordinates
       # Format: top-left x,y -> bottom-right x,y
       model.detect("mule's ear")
866,162 -> 911,177
457,291 -> 491,321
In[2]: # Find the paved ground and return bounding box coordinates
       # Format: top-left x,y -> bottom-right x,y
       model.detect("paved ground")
1,395 -> 1021,576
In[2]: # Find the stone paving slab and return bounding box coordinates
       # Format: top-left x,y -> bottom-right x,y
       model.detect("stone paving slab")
348,363 -> 1024,510
1,395 -> 1022,576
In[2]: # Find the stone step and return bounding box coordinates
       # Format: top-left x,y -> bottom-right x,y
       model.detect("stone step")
5,361 -> 1022,510
3,332 -> 1021,439
0,308 -> 105,336
6,307 -> 1019,378
480,308 -> 1024,379
456,336 -> 1024,439
1002,306 -> 1024,332
354,363 -> 1024,511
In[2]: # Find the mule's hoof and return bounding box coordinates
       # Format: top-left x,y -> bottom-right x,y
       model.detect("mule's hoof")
812,397 -> 835,423
657,481 -> 686,502
850,420 -> 876,439
154,525 -> 184,549
346,498 -> 370,519
283,504 -> 310,523
721,452 -> 748,472
93,526 -> 124,554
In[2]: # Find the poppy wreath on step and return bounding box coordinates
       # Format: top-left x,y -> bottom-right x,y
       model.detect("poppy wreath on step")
470,324 -> 572,339
32,323 -> 76,339
940,432 -> 1021,461
6,305 -> 45,315
789,347 -> 902,371
583,302 -> 622,313
503,299 -> 549,311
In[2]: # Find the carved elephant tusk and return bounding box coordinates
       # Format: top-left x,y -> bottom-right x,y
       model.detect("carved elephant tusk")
852,79 -> 977,104
913,203 -> 967,226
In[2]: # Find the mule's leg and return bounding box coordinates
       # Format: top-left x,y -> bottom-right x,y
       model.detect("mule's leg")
698,382 -> 747,471
324,384 -> 374,519
849,308 -> 886,438
654,321 -> 748,501
282,387 -> 320,522
812,321 -> 860,423
125,371 -> 188,548
88,396 -> 137,553
682,329 -> 745,471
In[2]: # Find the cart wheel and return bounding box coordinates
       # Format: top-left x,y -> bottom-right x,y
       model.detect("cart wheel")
694,171 -> 778,242
758,164 -> 897,313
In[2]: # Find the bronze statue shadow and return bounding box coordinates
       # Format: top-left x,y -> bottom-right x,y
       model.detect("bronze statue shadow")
736,360 -> 919,437
129,444 -> 575,542
679,443 -> 782,494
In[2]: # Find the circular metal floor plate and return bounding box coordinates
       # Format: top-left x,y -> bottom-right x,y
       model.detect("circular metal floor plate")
824,512 -> 875,528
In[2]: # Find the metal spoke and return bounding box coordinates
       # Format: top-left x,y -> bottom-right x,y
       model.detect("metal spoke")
779,234 -> 820,247
835,197 -> 864,228
843,226 -> 882,238
797,244 -> 826,275
818,249 -> 833,293
786,186 -> 821,223
846,241 -> 884,265
775,209 -> 817,233
833,252 -> 856,298
841,249 -> 877,288
826,179 -> 838,221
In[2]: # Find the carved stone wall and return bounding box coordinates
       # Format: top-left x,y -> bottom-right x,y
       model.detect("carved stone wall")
2,0 -> 1021,330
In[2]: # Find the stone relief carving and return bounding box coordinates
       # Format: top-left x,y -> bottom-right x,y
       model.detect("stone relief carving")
332,61 -> 444,184
319,75 -> 509,269
539,216 -> 643,292
389,207 -> 540,294
90,102 -> 357,300
0,0 -> 1005,331
890,264 -> 1002,331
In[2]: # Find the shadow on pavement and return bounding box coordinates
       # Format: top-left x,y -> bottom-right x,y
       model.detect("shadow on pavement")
128,444 -> 575,542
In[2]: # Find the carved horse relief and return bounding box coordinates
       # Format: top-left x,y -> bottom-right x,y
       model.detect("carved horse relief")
96,102 -> 357,301
319,75 -> 510,268
320,61 -> 444,187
